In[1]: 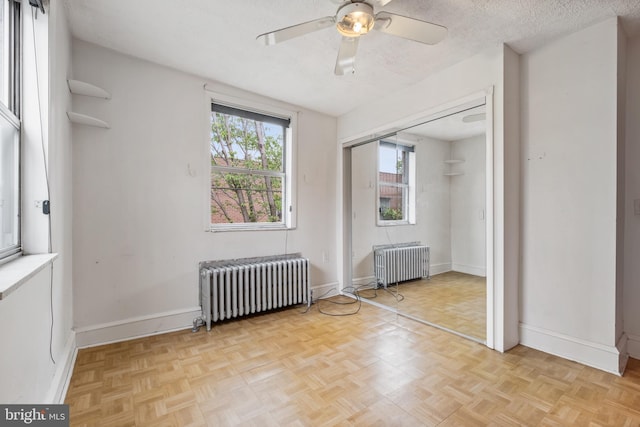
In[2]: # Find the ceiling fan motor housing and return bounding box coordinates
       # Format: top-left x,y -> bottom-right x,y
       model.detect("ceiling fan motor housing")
336,1 -> 375,37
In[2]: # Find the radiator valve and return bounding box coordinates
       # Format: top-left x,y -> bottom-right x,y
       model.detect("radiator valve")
192,316 -> 205,333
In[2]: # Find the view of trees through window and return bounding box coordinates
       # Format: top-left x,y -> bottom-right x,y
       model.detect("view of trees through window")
209,105 -> 287,225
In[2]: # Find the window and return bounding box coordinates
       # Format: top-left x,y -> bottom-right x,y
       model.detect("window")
0,0 -> 20,262
377,140 -> 415,225
209,97 -> 295,230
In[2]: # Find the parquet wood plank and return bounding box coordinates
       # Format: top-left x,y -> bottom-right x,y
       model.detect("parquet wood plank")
65,302 -> 640,426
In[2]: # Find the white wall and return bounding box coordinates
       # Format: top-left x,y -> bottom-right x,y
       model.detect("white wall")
71,40 -> 338,345
519,18 -> 624,373
624,34 -> 640,359
350,135 -> 451,283
450,134 -> 486,276
0,268 -> 57,402
338,44 -> 520,352
0,0 -> 75,403
48,0 -> 75,370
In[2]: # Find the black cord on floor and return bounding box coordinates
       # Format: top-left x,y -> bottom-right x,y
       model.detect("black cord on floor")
301,286 -> 362,317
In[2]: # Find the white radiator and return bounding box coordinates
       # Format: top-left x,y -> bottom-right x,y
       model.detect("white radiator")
196,254 -> 309,331
373,242 -> 429,288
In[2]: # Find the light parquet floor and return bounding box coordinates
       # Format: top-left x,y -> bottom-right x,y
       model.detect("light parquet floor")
359,271 -> 486,341
65,302 -> 640,426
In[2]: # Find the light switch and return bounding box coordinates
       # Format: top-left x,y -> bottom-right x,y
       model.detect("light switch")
635,199 -> 640,216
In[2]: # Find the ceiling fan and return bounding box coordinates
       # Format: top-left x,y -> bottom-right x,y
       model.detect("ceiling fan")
256,0 -> 448,76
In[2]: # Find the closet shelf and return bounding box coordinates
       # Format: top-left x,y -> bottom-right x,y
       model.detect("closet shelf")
67,112 -> 110,129
67,79 -> 111,99
444,158 -> 464,176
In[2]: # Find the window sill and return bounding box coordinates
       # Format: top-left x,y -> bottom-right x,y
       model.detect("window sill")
0,253 -> 58,300
209,224 -> 292,233
377,221 -> 415,227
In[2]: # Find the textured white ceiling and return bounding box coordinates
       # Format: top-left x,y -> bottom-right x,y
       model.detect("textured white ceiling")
64,0 -> 640,117
405,105 -> 486,142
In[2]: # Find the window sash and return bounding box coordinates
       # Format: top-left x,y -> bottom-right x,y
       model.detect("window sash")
0,0 -> 20,262
209,98 -> 293,230
211,171 -> 285,224
377,141 -> 414,225
1,0 -> 20,114
378,183 -> 408,222
0,102 -> 20,258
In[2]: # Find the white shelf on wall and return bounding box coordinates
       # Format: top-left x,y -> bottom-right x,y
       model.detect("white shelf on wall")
444,159 -> 464,176
66,112 -> 110,129
67,79 -> 111,128
67,79 -> 111,99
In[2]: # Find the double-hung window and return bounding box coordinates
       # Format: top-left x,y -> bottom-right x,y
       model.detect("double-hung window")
209,96 -> 295,231
377,140 -> 416,225
0,0 -> 20,262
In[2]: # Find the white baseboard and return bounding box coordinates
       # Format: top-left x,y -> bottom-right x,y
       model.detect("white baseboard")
519,323 -> 624,375
46,331 -> 77,404
430,263 -> 451,276
628,334 -> 640,359
351,276 -> 376,288
311,282 -> 340,299
75,307 -> 202,348
451,263 -> 486,277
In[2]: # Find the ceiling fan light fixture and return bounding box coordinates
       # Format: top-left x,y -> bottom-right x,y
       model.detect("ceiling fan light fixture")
336,2 -> 375,37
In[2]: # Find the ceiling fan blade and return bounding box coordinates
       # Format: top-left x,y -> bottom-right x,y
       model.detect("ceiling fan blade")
257,16 -> 336,46
374,12 -> 447,45
334,36 -> 359,76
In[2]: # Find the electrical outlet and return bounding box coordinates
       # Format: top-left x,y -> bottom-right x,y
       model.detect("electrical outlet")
322,251 -> 328,263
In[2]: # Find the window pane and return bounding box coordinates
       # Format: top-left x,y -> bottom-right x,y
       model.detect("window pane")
210,111 -> 284,172
210,103 -> 289,228
378,141 -> 414,223
379,143 -> 403,177
211,172 -> 283,224
379,184 -> 404,221
0,112 -> 19,252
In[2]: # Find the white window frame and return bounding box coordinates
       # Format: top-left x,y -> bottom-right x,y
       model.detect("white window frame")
376,140 -> 416,226
206,92 -> 297,232
0,0 -> 20,264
